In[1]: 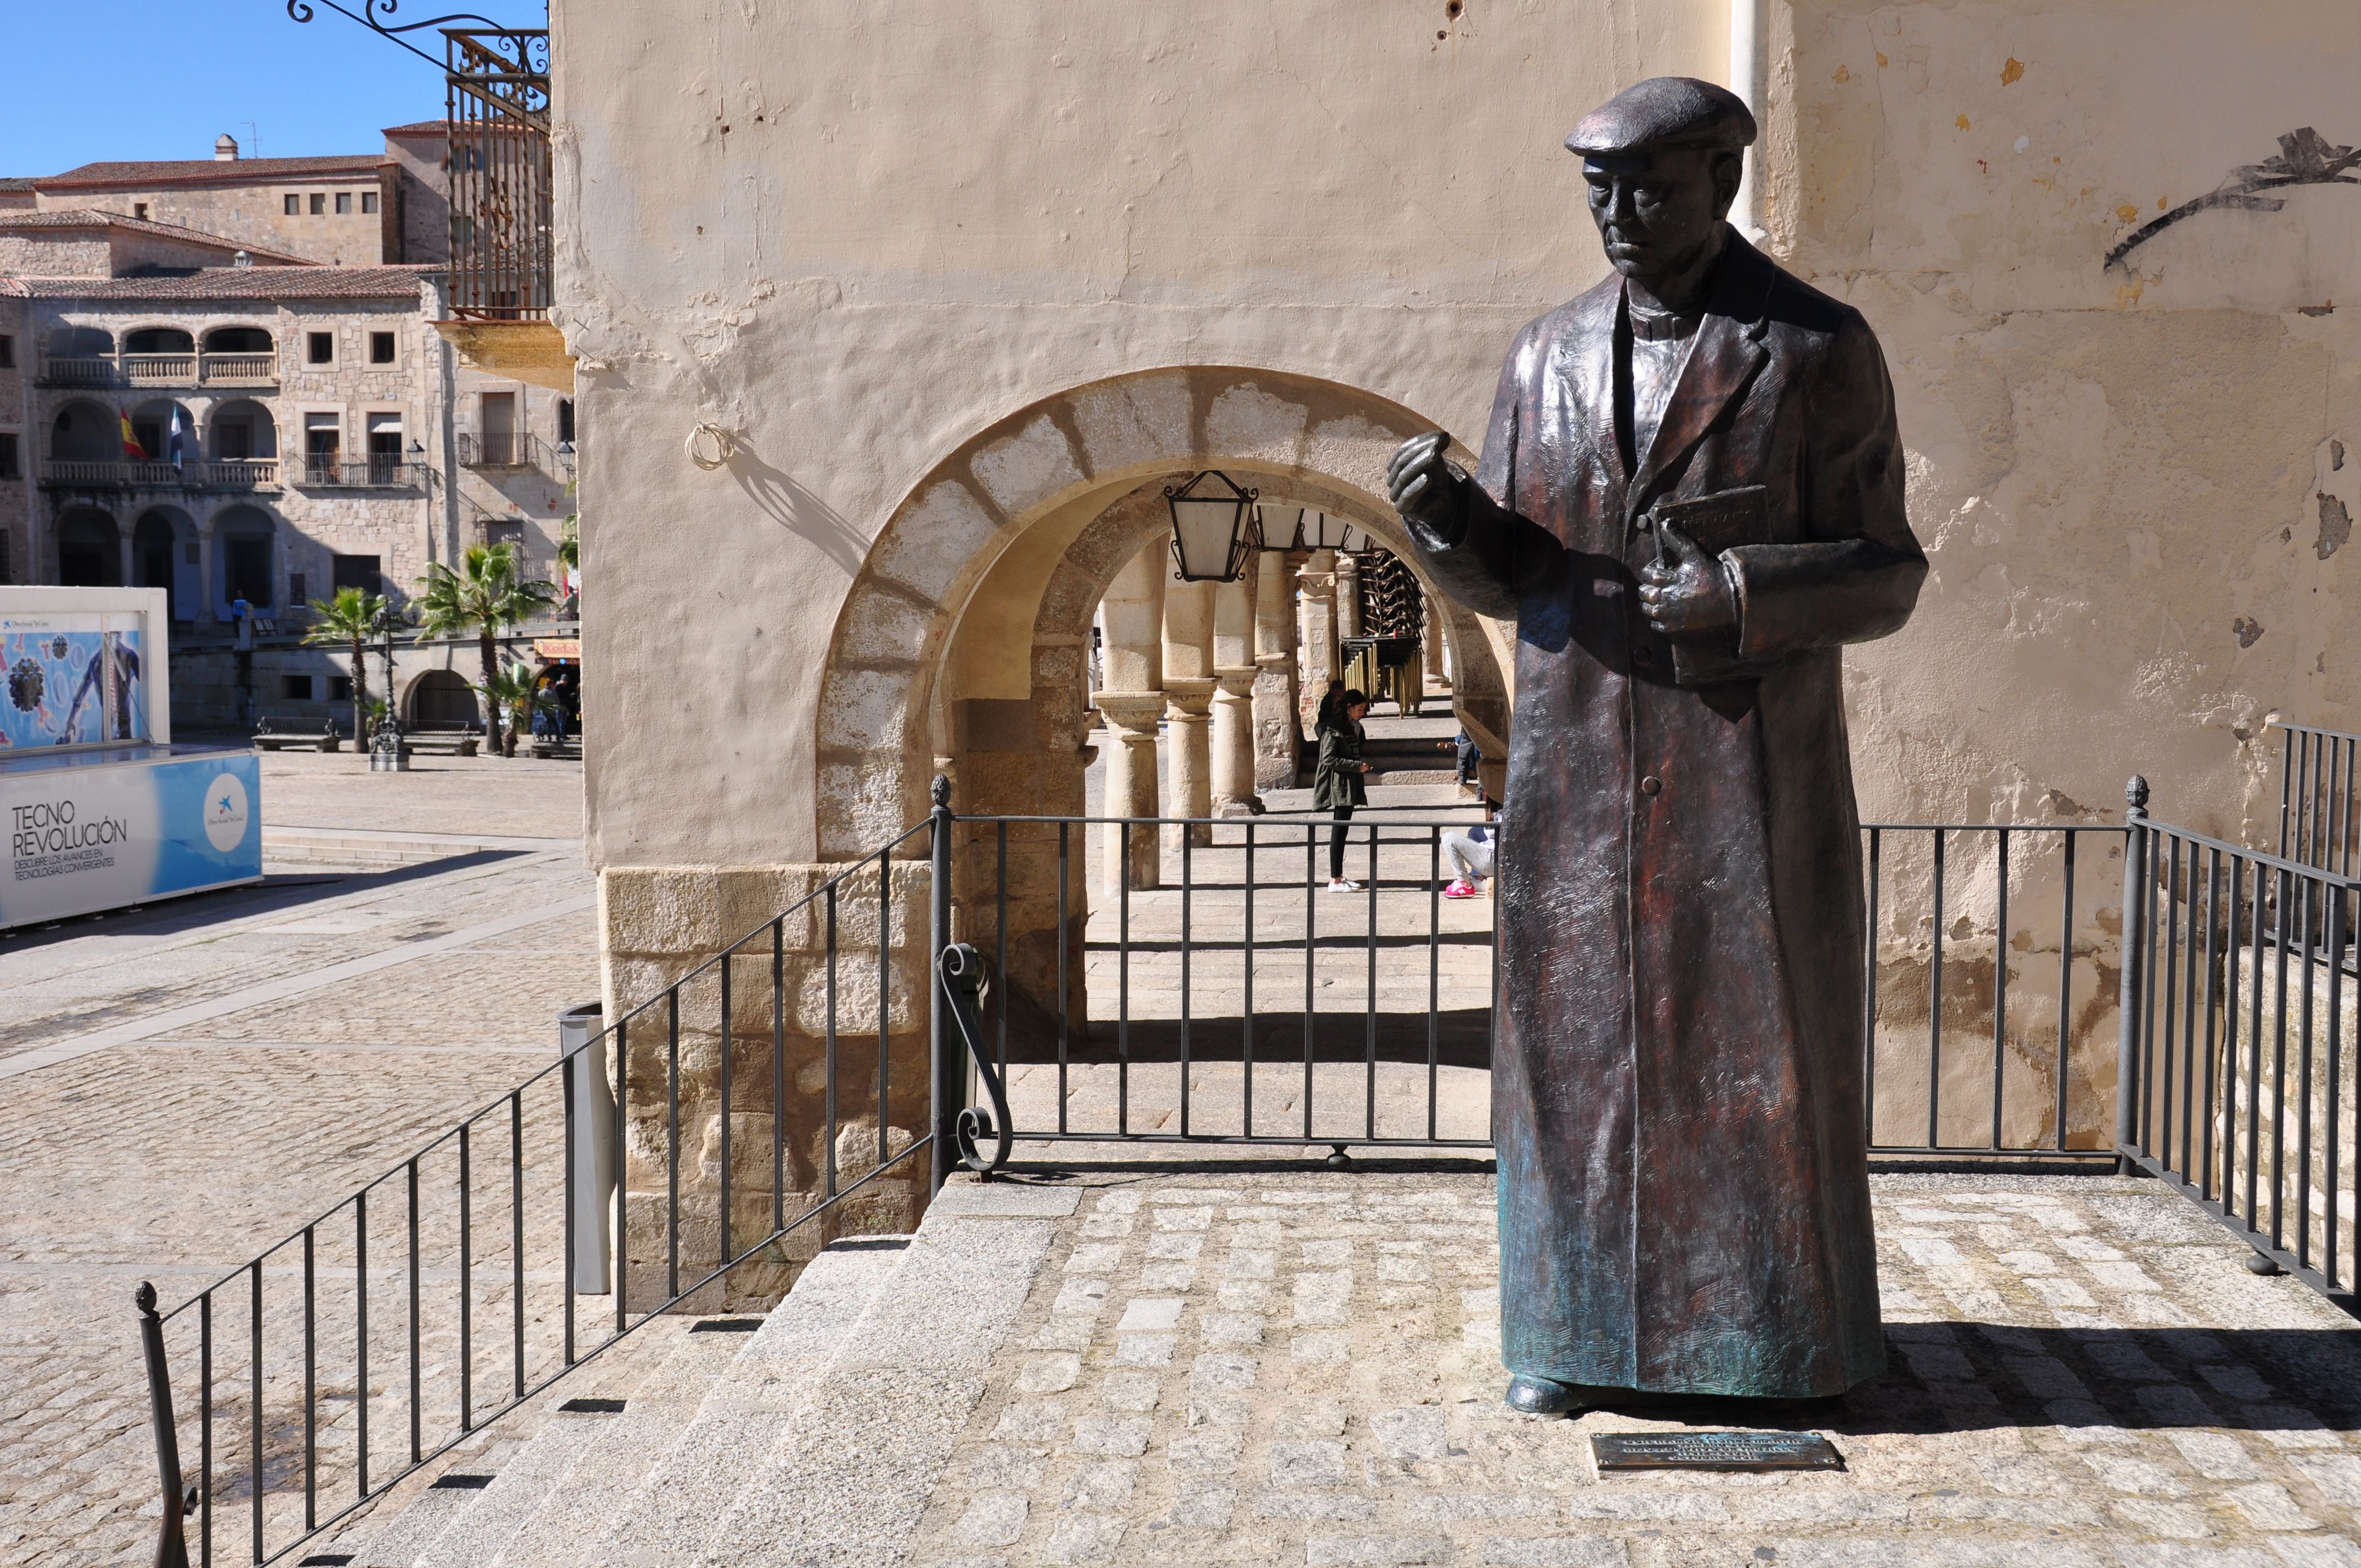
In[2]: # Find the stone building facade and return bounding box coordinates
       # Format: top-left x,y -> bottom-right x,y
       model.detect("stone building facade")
0,201 -> 575,730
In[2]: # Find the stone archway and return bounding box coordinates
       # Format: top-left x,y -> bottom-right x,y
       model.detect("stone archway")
812,366 -> 1511,862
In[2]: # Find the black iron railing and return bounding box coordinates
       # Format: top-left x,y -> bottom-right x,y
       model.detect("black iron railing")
2275,720 -> 2359,876
444,29 -> 552,321
1862,821 -> 2130,1159
2117,774 -> 2360,1301
137,803 -> 955,1568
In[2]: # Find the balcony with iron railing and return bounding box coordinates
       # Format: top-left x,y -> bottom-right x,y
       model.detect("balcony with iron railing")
291,457 -> 429,489
39,459 -> 280,491
36,353 -> 279,389
456,431 -> 565,471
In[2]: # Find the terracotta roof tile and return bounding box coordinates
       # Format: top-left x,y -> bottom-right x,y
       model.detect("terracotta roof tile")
4,265 -> 437,301
0,209 -> 315,267
39,155 -> 382,189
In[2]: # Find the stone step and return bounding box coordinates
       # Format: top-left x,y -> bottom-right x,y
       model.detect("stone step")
314,1317 -> 732,1568
575,1235 -> 917,1566
601,1179 -> 1080,1568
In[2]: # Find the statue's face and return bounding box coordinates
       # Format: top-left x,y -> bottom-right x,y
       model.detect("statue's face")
1582,148 -> 1738,286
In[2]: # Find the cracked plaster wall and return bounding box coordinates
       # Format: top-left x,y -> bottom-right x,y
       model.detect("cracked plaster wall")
1782,0 -> 2360,839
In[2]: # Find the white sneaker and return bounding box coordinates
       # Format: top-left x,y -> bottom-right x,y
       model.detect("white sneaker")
1326,879 -> 1364,892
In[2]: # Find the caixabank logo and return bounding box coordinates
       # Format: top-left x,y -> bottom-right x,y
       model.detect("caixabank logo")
202,772 -> 251,853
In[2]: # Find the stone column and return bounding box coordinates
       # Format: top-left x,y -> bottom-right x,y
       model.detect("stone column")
1091,693 -> 1165,893
1210,560 -> 1260,815
1423,589 -> 1450,690
1296,549 -> 1339,733
1335,551 -> 1363,640
1094,537 -> 1167,893
1251,549 -> 1302,792
1162,575 -> 1216,847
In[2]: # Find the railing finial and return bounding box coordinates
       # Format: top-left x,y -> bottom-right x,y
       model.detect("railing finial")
931,773 -> 953,810
2124,775 -> 2150,815
136,1280 -> 157,1316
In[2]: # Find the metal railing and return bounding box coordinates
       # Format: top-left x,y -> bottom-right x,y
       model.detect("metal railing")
456,431 -> 559,470
39,459 -> 280,491
445,28 -> 552,321
295,458 -> 427,489
1862,821 -> 2130,1159
945,812 -> 1501,1162
2277,721 -> 2359,876
2117,774 -> 2359,1303
138,804 -> 957,1568
35,352 -> 278,387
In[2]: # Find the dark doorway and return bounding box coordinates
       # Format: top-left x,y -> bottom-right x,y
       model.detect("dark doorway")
133,514 -> 177,617
58,513 -> 121,586
408,668 -> 478,728
224,535 -> 273,607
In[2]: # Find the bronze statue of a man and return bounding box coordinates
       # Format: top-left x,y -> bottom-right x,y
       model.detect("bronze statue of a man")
1389,78 -> 1926,1414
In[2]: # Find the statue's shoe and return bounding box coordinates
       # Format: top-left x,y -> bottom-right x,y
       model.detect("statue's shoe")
1504,1373 -> 1597,1416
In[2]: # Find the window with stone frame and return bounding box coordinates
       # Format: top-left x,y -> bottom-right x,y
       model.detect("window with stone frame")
308,332 -> 335,365
0,433 -> 16,481
370,331 -> 396,364
332,554 -> 382,595
304,412 -> 341,482
0,334 -> 14,368
309,193 -> 325,215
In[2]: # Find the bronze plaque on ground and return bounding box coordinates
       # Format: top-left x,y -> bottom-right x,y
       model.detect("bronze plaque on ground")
1591,1431 -> 1844,1472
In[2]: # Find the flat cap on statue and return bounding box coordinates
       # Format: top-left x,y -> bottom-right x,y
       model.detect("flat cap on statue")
1565,77 -> 1758,157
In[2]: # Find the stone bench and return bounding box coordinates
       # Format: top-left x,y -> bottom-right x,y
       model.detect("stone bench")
400,730 -> 481,757
252,720 -> 342,753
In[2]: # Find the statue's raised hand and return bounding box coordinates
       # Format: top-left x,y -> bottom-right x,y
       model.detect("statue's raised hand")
1387,432 -> 1467,551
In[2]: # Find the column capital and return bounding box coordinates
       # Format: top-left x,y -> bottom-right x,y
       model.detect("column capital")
1212,665 -> 1257,699
1161,676 -> 1215,720
1090,690 -> 1166,737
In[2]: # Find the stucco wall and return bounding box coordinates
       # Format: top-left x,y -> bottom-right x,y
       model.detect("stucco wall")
554,0 -> 1728,868
554,0 -> 2356,872
1779,0 -> 2359,839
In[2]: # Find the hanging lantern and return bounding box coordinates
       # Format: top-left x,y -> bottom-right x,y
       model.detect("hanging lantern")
1163,470 -> 1258,582
1261,505 -> 1374,556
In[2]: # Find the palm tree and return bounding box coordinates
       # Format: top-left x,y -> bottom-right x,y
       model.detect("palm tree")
414,543 -> 556,756
301,585 -> 385,747
473,660 -> 553,758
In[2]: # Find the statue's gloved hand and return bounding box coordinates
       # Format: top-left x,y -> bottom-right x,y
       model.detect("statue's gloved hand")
1638,520 -> 1738,635
1387,432 -> 1468,551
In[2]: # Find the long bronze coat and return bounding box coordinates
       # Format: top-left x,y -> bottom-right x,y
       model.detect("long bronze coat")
1410,234 -> 1925,1398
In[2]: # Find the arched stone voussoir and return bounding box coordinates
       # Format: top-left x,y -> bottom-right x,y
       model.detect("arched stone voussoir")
814,364 -> 1476,852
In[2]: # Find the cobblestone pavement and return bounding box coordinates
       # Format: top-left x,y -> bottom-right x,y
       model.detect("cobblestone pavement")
0,758 -> 598,1567
906,1169 -> 2361,1568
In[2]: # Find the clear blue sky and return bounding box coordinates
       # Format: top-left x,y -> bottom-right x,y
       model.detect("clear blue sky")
0,1 -> 546,176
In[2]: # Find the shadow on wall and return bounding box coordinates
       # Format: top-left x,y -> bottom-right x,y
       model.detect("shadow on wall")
725,437 -> 869,576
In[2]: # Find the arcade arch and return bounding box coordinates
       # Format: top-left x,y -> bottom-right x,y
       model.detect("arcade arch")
50,400 -> 118,462
810,366 -> 1514,1028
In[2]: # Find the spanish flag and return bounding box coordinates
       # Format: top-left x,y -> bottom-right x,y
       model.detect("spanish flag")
119,413 -> 146,460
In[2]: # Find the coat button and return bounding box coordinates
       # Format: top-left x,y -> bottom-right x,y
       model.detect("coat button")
1632,646 -> 1654,667
1640,776 -> 1663,796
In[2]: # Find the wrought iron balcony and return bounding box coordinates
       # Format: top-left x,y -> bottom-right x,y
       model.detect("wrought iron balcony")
40,459 -> 280,490
294,458 -> 428,489
456,432 -> 560,470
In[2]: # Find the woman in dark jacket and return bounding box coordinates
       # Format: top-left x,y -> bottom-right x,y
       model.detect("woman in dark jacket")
1313,689 -> 1372,890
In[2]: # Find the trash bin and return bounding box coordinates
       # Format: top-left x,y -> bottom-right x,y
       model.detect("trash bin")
560,1002 -> 615,1294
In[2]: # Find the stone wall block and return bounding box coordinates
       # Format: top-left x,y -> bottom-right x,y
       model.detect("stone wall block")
715,866 -> 830,949
602,867 -> 726,955
1204,382 -> 1309,470
1303,413 -> 1413,502
836,583 -> 939,667
971,413 -> 1086,519
817,667 -> 913,758
817,756 -> 916,858
1068,371 -> 1193,475
787,951 -> 929,1037
867,480 -> 1000,605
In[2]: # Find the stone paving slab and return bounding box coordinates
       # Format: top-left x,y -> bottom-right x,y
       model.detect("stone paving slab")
900,1169 -> 2361,1568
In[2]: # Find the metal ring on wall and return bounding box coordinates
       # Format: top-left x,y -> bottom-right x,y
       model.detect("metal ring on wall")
684,422 -> 737,470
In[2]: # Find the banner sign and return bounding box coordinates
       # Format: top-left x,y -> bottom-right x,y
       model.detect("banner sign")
0,748 -> 261,928
532,638 -> 581,660
0,613 -> 149,749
